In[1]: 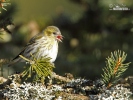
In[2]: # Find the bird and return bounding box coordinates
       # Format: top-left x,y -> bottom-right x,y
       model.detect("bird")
8,26 -> 63,66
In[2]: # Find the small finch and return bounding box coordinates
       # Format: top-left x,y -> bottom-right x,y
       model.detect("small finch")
9,26 -> 63,66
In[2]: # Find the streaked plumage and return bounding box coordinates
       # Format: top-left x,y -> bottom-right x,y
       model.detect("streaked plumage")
9,26 -> 63,66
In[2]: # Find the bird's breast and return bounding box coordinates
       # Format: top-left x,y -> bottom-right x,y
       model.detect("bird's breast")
49,41 -> 58,62
37,38 -> 58,63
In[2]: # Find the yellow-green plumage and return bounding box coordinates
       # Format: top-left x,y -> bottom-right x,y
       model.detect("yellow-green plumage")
9,26 -> 63,66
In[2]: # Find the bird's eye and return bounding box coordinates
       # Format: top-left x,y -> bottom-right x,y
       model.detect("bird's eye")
53,32 -> 56,35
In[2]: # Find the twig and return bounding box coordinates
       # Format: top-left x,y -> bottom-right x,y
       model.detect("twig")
52,72 -> 71,83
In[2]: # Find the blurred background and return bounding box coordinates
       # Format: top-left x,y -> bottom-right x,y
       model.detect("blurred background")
0,0 -> 133,79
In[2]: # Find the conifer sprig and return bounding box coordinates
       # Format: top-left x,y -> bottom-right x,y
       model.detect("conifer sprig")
19,54 -> 55,83
0,0 -> 11,13
101,50 -> 131,88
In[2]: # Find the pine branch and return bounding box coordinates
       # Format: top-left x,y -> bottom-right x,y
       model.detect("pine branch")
0,0 -> 11,13
0,1 -> 15,34
101,50 -> 131,88
19,54 -> 55,83
0,17 -> 13,34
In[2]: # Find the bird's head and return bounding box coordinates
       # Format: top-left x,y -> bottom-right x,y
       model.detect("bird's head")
44,26 -> 63,42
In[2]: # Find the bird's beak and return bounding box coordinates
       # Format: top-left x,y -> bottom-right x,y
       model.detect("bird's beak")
56,35 -> 63,42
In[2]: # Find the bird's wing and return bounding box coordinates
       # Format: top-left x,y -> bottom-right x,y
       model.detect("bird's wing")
8,34 -> 45,66
12,34 -> 44,60
27,34 -> 44,45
